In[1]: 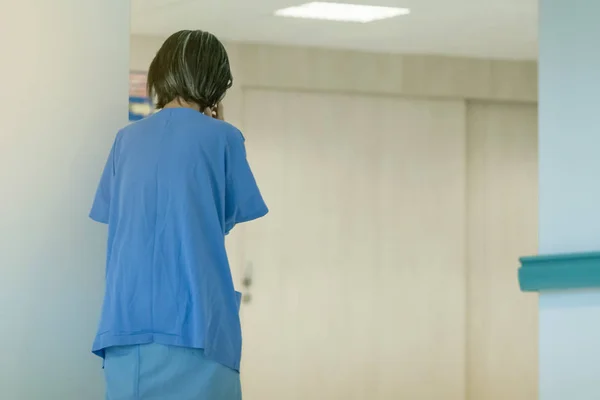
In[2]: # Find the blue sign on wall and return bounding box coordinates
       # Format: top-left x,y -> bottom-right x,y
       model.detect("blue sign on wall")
129,96 -> 153,121
129,71 -> 154,121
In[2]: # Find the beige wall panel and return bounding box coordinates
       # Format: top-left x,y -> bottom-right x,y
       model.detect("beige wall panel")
466,102 -> 538,400
131,36 -> 537,103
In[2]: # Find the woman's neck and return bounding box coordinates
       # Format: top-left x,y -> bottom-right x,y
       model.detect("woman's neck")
163,98 -> 201,111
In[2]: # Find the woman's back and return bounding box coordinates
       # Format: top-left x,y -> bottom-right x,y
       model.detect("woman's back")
90,107 -> 267,371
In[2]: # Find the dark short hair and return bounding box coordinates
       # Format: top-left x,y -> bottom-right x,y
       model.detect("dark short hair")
147,30 -> 233,110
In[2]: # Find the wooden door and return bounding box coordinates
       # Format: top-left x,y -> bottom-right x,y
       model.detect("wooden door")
238,89 -> 467,400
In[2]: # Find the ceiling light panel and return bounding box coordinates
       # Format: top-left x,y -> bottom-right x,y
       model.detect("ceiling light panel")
275,2 -> 411,23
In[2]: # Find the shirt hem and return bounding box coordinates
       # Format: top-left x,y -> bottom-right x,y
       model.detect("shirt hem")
92,332 -> 240,372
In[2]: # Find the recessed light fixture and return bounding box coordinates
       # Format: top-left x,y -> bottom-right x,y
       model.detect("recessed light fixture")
275,2 -> 410,23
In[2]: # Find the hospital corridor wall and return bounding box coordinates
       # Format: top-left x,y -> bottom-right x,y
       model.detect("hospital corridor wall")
0,2 -> 130,399
133,36 -> 540,400
0,28 -> 537,399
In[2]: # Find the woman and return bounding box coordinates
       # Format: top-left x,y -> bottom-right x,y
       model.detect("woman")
90,30 -> 268,399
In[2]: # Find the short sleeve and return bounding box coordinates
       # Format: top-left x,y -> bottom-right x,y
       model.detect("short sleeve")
225,131 -> 268,234
89,136 -> 118,224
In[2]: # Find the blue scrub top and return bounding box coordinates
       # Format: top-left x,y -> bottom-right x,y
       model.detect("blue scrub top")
89,108 -> 268,371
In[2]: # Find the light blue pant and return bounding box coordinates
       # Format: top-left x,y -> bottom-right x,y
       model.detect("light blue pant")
104,344 -> 242,400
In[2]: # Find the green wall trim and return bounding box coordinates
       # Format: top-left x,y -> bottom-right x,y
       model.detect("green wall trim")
519,252 -> 600,292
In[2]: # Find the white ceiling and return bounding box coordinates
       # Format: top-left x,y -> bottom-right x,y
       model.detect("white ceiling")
131,0 -> 538,60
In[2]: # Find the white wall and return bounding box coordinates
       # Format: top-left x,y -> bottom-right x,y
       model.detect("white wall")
538,0 -> 600,255
0,2 -> 129,399
539,290 -> 600,400
538,0 -> 600,398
